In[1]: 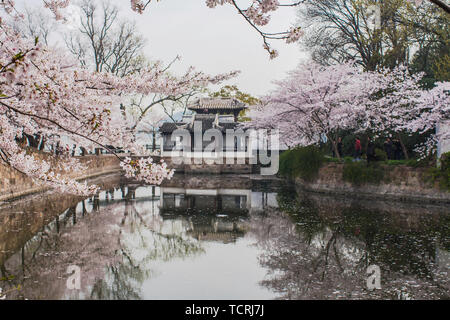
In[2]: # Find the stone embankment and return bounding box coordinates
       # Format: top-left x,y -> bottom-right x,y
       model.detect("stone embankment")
295,163 -> 450,204
0,153 -> 121,201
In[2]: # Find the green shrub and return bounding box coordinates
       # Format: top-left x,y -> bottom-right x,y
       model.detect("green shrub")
423,152 -> 450,191
438,152 -> 450,191
279,145 -> 325,181
385,159 -> 421,167
440,151 -> 450,171
343,156 -> 354,164
386,159 -> 408,165
343,162 -> 385,185
279,149 -> 296,177
406,159 -> 420,167
375,148 -> 387,161
324,156 -> 341,163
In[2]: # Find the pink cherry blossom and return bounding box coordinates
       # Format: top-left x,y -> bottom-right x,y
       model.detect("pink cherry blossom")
247,62 -> 449,159
0,16 -> 237,195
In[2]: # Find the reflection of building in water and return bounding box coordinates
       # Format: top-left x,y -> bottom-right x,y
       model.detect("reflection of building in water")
159,186 -> 253,243
156,175 -> 281,243
436,247 -> 450,270
250,191 -> 278,212
160,187 -> 251,214
159,187 -> 279,214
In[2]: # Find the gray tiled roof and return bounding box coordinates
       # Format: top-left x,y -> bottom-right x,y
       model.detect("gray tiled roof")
188,98 -> 247,110
160,122 -> 182,133
159,117 -> 239,134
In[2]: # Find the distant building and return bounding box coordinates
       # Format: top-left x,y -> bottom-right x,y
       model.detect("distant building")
186,97 -> 247,121
159,97 -> 251,160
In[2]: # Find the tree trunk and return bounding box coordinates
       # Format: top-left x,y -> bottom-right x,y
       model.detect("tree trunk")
54,141 -> 60,156
328,135 -> 341,159
37,136 -> 45,151
397,132 -> 409,160
24,133 -> 35,148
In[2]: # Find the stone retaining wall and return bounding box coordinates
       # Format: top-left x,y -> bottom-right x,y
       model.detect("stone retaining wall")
0,153 -> 121,201
295,163 -> 450,204
1,153 -> 256,201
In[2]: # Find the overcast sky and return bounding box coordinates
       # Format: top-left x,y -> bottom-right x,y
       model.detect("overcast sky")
16,0 -> 309,97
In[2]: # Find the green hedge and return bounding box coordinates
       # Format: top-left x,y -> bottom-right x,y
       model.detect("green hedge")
385,159 -> 423,167
375,148 -> 387,161
279,145 -> 325,181
343,161 -> 385,185
280,147 -> 449,191
440,152 -> 450,171
426,152 -> 450,191
324,156 -> 341,163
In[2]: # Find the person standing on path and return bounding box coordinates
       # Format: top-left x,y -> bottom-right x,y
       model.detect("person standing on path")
384,138 -> 393,160
337,137 -> 343,158
366,137 -> 376,166
354,137 -> 362,161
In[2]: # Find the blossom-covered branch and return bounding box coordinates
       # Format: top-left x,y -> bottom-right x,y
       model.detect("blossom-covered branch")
38,0 -> 305,58
247,62 -> 449,159
204,0 -> 304,58
0,19 -> 237,195
246,62 -> 378,158
41,0 -> 449,58
408,0 -> 450,14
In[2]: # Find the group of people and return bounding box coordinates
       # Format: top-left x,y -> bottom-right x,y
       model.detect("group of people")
353,136 -> 377,164
333,136 -> 404,163
383,138 -> 404,160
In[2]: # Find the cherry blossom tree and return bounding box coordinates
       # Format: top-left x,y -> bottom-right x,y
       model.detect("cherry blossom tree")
247,62 -> 379,158
0,0 -> 309,197
360,65 -> 450,159
358,66 -> 426,159
399,80 -> 450,158
248,62 -> 449,159
408,0 -> 450,14
0,17 -> 237,195
2,0 -> 446,195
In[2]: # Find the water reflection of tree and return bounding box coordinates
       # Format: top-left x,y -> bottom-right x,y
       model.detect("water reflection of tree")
89,185 -> 204,300
2,185 -> 204,300
251,186 -> 450,299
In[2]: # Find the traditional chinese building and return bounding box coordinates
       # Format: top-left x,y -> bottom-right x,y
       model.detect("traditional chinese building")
186,97 -> 247,121
159,97 -> 250,160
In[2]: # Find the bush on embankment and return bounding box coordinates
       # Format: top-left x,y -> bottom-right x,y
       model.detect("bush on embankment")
279,146 -> 450,192
342,161 -> 386,185
279,146 -> 325,181
426,152 -> 450,191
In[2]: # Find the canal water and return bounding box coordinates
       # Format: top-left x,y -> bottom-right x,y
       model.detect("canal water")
0,173 -> 449,300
